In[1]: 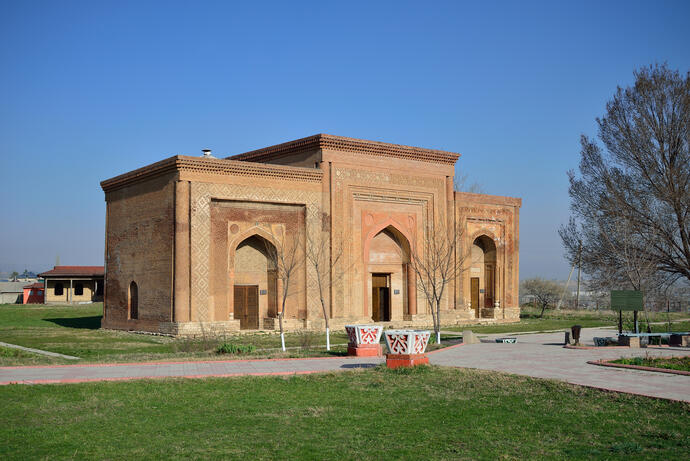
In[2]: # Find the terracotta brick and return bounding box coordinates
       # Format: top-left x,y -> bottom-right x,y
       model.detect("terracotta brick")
101,135 -> 521,335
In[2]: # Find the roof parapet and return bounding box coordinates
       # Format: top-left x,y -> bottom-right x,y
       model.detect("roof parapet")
228,133 -> 460,165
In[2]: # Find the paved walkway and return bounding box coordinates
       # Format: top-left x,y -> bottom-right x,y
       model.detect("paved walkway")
0,356 -> 381,385
1,327 -> 689,402
430,327 -> 690,402
0,341 -> 80,360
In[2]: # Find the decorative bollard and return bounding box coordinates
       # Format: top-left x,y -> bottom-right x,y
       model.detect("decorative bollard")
345,325 -> 383,357
384,329 -> 431,369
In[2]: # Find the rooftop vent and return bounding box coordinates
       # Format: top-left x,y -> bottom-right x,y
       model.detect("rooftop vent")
201,149 -> 215,159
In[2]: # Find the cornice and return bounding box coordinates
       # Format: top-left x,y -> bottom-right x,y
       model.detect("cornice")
455,191 -> 522,208
101,155 -> 323,193
227,134 -> 460,165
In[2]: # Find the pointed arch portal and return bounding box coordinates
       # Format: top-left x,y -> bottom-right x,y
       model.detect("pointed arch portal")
365,224 -> 415,322
231,234 -> 278,329
471,235 -> 497,317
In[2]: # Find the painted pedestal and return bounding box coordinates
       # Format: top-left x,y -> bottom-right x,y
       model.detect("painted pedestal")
384,330 -> 431,369
345,325 -> 383,357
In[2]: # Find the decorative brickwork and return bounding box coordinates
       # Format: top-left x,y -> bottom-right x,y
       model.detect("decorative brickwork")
101,134 -> 521,335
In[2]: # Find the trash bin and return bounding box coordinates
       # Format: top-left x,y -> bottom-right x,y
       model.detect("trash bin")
571,325 -> 582,345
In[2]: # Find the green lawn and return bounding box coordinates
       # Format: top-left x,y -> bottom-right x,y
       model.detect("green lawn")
1,366 -> 688,460
0,303 -> 463,365
0,304 -> 355,365
446,306 -> 690,335
612,356 -> 690,372
0,303 -> 685,365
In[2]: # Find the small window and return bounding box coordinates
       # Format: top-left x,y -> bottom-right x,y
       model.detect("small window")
55,283 -> 64,296
129,281 -> 138,320
75,283 -> 84,296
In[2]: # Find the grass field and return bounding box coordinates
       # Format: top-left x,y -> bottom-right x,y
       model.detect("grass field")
612,356 -> 690,372
0,303 -> 459,365
1,303 -> 687,366
0,303 -> 356,365
446,306 -> 690,335
1,365 -> 688,460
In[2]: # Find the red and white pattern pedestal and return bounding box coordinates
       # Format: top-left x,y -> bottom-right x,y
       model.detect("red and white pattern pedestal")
345,325 -> 383,357
384,330 -> 431,368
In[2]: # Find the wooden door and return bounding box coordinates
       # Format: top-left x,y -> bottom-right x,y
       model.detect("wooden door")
484,264 -> 494,307
246,286 -> 259,329
471,277 -> 480,317
234,285 -> 259,330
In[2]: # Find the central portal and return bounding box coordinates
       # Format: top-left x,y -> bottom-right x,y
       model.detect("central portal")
371,273 -> 391,322
366,224 -> 413,322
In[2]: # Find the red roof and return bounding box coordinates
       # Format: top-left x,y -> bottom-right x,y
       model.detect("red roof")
38,266 -> 104,278
23,282 -> 44,290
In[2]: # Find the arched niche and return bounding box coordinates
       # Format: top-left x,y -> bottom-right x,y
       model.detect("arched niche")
232,234 -> 278,329
365,225 -> 416,322
470,235 -> 497,316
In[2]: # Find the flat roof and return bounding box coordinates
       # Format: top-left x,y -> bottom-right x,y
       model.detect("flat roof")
38,266 -> 104,278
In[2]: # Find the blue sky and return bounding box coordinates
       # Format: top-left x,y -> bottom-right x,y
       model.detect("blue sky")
1,0 -> 689,278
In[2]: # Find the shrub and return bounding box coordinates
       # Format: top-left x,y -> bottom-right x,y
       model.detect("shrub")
216,343 -> 256,355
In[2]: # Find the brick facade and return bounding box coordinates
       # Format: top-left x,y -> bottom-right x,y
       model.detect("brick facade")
101,134 -> 521,335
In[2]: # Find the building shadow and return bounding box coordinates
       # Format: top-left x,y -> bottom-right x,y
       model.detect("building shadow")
45,316 -> 102,330
340,363 -> 378,369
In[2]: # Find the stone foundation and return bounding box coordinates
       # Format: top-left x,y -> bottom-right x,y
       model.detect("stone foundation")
106,307 -> 521,336
158,320 -> 241,336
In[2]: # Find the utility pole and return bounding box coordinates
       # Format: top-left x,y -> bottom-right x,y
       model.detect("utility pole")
575,240 -> 582,310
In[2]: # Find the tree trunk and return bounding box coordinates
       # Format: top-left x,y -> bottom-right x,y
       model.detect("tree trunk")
320,296 -> 330,351
279,305 -> 286,352
435,300 -> 442,344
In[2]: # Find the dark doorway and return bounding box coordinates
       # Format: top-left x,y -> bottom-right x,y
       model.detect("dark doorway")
484,264 -> 495,307
129,281 -> 138,320
471,277 -> 480,317
234,285 -> 259,329
371,274 -> 391,322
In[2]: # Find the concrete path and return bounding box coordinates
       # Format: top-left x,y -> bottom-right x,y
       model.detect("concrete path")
0,356 -> 382,385
430,327 -> 690,402
2,327 -> 689,403
0,341 -> 80,360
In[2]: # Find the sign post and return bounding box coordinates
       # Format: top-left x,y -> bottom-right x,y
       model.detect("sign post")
610,290 -> 643,334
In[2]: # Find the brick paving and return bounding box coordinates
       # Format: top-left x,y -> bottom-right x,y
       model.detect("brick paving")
2,327 -> 689,402
430,327 -> 690,402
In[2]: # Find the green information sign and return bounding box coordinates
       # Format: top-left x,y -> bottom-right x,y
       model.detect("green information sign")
610,290 -> 643,311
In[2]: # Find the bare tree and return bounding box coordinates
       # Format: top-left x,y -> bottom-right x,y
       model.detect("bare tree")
305,214 -> 346,351
410,222 -> 468,344
265,224 -> 305,352
561,64 -> 690,288
521,278 -> 561,317
453,172 -> 484,194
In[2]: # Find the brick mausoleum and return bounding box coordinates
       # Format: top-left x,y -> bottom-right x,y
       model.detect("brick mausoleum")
100,134 -> 521,335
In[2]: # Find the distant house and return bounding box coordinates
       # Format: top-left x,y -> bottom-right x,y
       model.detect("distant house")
0,282 -> 25,304
38,266 -> 104,304
23,282 -> 45,304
